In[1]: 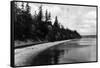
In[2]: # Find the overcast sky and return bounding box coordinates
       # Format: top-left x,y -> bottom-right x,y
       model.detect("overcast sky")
17,2 -> 97,35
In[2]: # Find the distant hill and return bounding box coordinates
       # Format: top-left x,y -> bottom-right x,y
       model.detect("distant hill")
82,35 -> 97,38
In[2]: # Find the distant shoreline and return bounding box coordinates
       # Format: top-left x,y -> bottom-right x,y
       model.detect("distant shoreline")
82,35 -> 97,38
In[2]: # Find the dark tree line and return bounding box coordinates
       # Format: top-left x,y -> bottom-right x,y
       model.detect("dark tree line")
13,2 -> 81,42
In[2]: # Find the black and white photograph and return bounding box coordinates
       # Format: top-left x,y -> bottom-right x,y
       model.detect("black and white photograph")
11,1 -> 97,67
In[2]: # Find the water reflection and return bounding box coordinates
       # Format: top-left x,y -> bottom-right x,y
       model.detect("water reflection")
31,47 -> 64,65
30,37 -> 96,66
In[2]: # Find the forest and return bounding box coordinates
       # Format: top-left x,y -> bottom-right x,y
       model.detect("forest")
12,2 -> 81,42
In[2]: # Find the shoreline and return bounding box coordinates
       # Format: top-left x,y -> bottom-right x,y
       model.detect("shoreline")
15,39 -> 71,66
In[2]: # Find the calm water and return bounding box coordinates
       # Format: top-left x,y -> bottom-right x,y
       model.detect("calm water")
31,37 -> 97,65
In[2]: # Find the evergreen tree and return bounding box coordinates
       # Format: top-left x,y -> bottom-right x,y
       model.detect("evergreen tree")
54,16 -> 60,29
45,10 -> 48,22
21,2 -> 24,10
48,12 -> 51,21
37,5 -> 43,22
45,10 -> 51,22
26,3 -> 30,14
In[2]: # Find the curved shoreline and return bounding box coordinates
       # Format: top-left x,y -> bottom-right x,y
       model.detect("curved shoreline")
15,40 -> 71,66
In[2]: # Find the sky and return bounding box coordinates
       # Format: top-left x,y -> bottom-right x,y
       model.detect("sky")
17,2 -> 97,35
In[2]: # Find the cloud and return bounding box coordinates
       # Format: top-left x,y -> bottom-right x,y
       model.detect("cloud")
84,11 -> 96,19
79,11 -> 96,35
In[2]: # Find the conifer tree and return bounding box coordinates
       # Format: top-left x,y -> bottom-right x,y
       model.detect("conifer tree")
54,16 -> 59,28
21,2 -> 24,10
45,10 -> 48,22
37,5 -> 43,21
48,12 -> 51,21
26,3 -> 30,14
